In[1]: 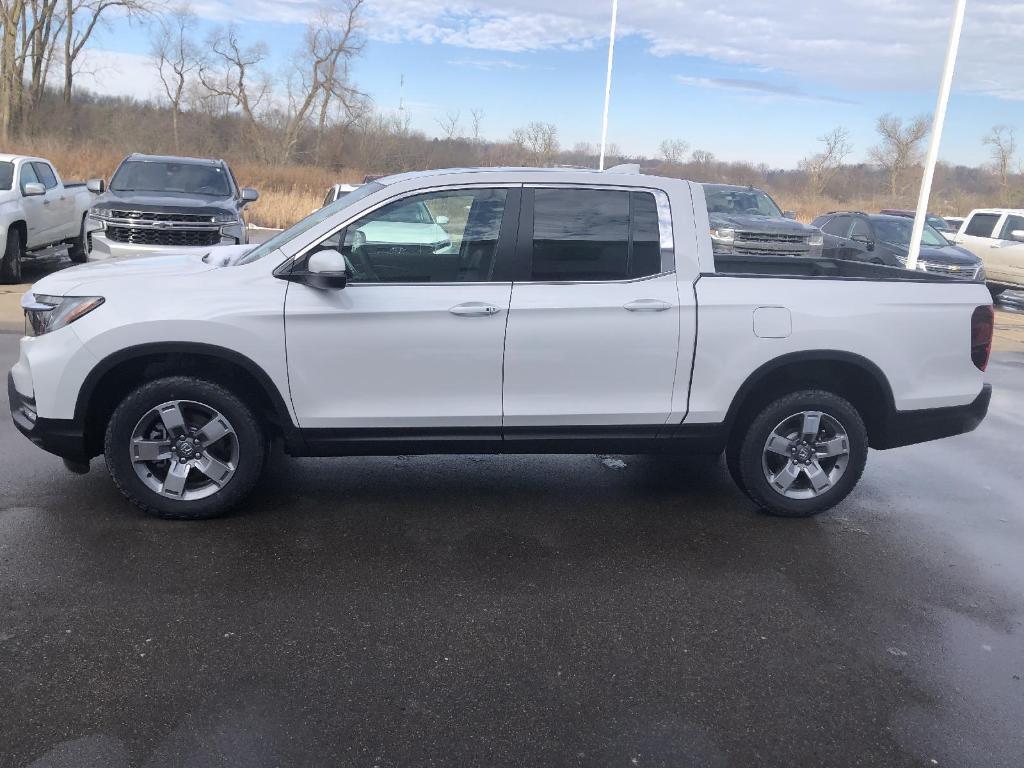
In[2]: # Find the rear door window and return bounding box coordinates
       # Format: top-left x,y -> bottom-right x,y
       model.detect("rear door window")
963,213 -> 1000,238
529,188 -> 663,282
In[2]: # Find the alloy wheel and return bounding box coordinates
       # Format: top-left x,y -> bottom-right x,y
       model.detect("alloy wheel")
761,410 -> 851,500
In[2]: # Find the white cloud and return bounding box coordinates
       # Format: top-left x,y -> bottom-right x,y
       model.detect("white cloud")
72,49 -> 166,102
446,58 -> 529,71
674,76 -> 860,106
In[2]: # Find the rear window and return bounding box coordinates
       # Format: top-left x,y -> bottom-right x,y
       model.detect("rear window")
963,213 -> 1000,238
0,161 -> 13,190
530,188 -> 664,282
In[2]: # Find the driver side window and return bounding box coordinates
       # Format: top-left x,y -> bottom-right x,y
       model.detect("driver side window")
328,188 -> 509,284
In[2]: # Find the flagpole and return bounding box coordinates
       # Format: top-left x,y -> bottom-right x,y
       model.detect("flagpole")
598,0 -> 619,171
907,0 -> 967,271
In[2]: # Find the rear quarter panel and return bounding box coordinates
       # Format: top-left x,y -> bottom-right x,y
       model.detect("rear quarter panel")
687,276 -> 991,423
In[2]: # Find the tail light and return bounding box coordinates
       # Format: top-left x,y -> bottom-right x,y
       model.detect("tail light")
971,305 -> 994,372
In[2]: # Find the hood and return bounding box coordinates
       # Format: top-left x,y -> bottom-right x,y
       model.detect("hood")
29,251 -> 223,297
707,212 -> 815,235
884,241 -> 982,267
91,189 -> 238,218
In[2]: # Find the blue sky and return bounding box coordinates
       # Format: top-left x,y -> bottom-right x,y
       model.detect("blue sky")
80,0 -> 1024,169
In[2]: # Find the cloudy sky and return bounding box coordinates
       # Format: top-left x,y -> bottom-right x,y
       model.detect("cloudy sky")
81,0 -> 1024,168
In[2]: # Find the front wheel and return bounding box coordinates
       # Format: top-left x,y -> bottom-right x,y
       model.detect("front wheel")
104,376 -> 267,519
67,216 -> 88,263
733,390 -> 868,517
1,227 -> 23,284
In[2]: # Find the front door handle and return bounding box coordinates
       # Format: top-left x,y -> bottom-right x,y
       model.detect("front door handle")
623,299 -> 672,312
449,302 -> 502,317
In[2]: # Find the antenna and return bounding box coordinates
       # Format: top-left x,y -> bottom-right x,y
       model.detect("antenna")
399,74 -> 405,113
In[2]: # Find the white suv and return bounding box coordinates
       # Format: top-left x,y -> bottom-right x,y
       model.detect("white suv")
9,168 -> 993,520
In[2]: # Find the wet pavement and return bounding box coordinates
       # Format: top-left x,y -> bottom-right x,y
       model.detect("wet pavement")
1,335 -> 1023,768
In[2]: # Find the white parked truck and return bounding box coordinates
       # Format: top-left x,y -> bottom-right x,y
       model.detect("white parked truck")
0,154 -> 99,283
951,208 -> 1024,297
9,167 -> 994,520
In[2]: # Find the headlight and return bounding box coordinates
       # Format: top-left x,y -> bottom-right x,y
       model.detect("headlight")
808,232 -> 823,248
23,294 -> 104,337
710,228 -> 736,244
976,266 -> 986,282
213,211 -> 239,223
894,254 -> 908,267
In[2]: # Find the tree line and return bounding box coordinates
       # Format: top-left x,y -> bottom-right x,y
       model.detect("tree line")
1,0 -> 1020,214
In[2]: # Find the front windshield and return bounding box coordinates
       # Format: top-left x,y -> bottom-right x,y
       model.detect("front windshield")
0,161 -> 13,191
927,215 -> 949,230
111,161 -> 231,197
704,187 -> 784,218
238,181 -> 386,265
874,218 -> 948,247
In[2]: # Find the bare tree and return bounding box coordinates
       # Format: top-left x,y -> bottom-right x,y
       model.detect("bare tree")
198,25 -> 271,154
470,108 -> 484,142
983,125 -> 1016,204
869,113 -> 930,200
152,4 -> 199,153
658,138 -> 689,164
800,126 -> 853,197
511,121 -> 559,166
691,149 -> 715,165
63,0 -> 152,105
436,109 -> 460,141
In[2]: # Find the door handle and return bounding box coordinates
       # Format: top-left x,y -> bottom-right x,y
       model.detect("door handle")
623,299 -> 672,312
449,302 -> 502,317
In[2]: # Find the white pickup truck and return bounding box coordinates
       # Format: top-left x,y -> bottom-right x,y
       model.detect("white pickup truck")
951,208 -> 1024,297
8,167 -> 994,521
0,154 -> 99,284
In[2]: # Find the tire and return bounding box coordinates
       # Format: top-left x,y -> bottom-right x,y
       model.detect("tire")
67,216 -> 88,263
104,376 -> 267,519
1,227 -> 23,284
988,285 -> 1007,300
735,390 -> 868,518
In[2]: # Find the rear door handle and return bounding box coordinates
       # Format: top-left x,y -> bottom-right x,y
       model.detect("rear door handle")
623,299 -> 672,312
449,302 -> 502,317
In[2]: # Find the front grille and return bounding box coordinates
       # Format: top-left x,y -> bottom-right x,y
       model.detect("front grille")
106,226 -> 221,247
109,209 -> 220,224
920,262 -> 978,280
735,231 -> 807,244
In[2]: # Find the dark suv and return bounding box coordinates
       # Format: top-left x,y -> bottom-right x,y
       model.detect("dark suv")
812,211 -> 984,281
703,184 -> 823,259
86,154 -> 259,261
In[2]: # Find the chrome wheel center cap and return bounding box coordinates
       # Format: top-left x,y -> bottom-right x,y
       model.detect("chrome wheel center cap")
175,438 -> 198,459
792,442 -> 813,464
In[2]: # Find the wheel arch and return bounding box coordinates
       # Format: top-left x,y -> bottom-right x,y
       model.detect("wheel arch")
723,350 -> 896,449
76,342 -> 301,457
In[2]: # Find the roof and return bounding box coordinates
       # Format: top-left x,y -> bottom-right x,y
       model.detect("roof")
966,208 -> 1024,216
124,153 -> 224,166
0,153 -> 45,163
375,164 -> 644,187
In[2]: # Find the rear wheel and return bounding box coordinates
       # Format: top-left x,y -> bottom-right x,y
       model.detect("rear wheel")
1,227 -> 23,284
735,390 -> 868,517
67,216 -> 88,263
104,376 -> 267,519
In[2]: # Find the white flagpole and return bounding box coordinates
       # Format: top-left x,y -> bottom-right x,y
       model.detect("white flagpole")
907,0 -> 967,271
598,0 -> 619,171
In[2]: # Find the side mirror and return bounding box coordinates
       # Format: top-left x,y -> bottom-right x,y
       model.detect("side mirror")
304,249 -> 349,289
1009,230 -> 1024,244
22,182 -> 45,197
783,211 -> 797,220
86,178 -> 105,194
240,188 -> 259,203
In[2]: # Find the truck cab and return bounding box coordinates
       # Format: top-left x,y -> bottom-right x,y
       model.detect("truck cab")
951,209 -> 1024,298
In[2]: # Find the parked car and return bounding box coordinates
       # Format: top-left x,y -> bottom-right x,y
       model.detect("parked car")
812,211 -> 984,281
321,183 -> 361,208
0,154 -> 100,283
702,183 -> 823,259
86,154 -> 258,260
10,167 -> 992,521
879,208 -> 956,235
950,209 -> 1024,298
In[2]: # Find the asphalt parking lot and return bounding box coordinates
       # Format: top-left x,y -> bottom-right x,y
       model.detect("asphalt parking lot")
2,330 -> 1023,766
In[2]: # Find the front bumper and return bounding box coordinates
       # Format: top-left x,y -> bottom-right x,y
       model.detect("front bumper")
87,232 -> 230,262
8,372 -> 89,462
874,383 -> 992,450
